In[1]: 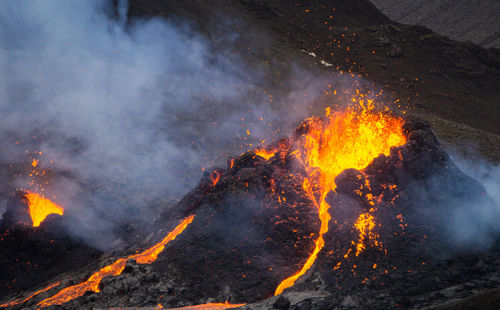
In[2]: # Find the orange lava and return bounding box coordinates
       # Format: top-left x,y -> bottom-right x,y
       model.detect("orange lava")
166,301 -> 246,310
274,102 -> 406,295
254,147 -> 276,160
354,213 -> 376,256
37,215 -> 195,308
24,192 -> 64,227
210,170 -> 221,187
0,281 -> 60,308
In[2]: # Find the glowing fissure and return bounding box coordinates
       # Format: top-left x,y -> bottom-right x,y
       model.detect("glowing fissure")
274,102 -> 406,295
36,215 -> 195,308
24,192 -> 64,227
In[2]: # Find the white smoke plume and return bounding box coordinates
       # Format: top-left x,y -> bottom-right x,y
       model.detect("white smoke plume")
448,156 -> 500,249
0,0 -> 329,248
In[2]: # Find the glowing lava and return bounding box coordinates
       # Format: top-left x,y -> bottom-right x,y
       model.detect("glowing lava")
37,215 -> 195,308
0,281 -> 60,308
167,301 -> 247,310
354,212 -> 376,256
254,147 -> 276,160
274,102 -> 406,295
24,192 -> 64,227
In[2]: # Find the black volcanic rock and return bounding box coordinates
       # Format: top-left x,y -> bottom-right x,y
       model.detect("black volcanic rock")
128,0 -> 500,162
0,194 -> 102,301
13,116 -> 497,310
286,116 -> 500,309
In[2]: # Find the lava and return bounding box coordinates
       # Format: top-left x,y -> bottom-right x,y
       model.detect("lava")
24,192 -> 64,227
0,281 -> 60,308
210,170 -> 221,187
274,101 -> 406,295
168,301 -> 247,310
36,215 -> 195,308
354,212 -> 377,256
254,147 -> 276,160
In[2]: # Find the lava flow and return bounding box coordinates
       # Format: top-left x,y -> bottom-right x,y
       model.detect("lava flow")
0,281 -> 60,308
36,215 -> 195,308
24,192 -> 64,227
167,301 -> 247,310
274,101 -> 406,295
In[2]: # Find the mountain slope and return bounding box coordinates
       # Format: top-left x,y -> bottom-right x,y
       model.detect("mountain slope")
370,0 -> 500,48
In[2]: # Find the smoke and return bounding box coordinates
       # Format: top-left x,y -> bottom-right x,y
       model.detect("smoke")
0,0 -> 335,248
446,156 -> 500,249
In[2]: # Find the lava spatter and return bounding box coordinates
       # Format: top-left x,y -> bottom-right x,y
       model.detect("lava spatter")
24,192 -> 64,227
274,101 -> 406,295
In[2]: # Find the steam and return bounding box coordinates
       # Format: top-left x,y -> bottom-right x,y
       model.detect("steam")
447,156 -> 500,249
3,1 -> 494,254
0,0 -> 326,248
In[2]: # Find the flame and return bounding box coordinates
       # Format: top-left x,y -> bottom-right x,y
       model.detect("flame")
274,102 -> 406,295
37,215 -> 195,308
0,281 -> 60,308
24,192 -> 64,227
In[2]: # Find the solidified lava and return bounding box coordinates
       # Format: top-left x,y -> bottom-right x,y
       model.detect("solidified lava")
152,148 -> 321,303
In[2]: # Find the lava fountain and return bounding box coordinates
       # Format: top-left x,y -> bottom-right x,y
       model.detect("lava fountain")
24,192 -> 64,227
274,101 -> 406,295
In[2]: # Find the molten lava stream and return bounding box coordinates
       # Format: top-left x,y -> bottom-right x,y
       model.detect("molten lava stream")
36,215 -> 195,308
165,301 -> 246,310
0,281 -> 60,308
24,192 -> 64,227
274,104 -> 406,295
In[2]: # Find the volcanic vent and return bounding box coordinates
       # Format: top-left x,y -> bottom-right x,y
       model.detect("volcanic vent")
1,103 -> 499,309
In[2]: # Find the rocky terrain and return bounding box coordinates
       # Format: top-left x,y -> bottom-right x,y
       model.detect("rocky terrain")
3,115 -> 499,310
1,1 -> 500,309
370,0 -> 500,48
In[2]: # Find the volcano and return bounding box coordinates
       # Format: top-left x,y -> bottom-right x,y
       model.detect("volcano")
1,0 -> 500,309
1,104 -> 499,309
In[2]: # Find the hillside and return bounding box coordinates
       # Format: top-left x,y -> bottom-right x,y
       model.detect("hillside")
370,0 -> 500,48
128,0 -> 500,162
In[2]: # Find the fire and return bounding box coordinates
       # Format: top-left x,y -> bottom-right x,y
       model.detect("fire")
24,192 -> 64,227
37,215 -> 195,308
274,102 -> 406,295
